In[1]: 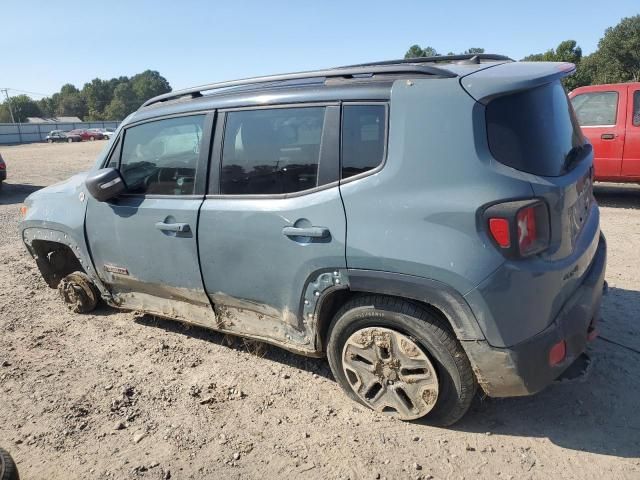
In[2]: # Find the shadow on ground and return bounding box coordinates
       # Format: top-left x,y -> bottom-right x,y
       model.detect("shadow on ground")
0,183 -> 43,206
594,183 -> 640,209
106,284 -> 640,458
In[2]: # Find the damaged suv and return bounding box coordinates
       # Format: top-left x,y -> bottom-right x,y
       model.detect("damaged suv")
20,54 -> 607,425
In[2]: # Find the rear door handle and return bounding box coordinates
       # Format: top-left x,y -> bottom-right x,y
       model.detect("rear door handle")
155,222 -> 191,233
601,133 -> 616,140
282,226 -> 330,238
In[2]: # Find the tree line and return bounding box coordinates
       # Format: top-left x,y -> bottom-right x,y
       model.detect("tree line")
405,14 -> 640,91
0,70 -> 171,123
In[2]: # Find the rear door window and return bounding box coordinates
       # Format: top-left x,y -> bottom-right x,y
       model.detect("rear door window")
633,90 -> 640,127
220,107 -> 325,195
486,81 -> 586,177
571,91 -> 618,126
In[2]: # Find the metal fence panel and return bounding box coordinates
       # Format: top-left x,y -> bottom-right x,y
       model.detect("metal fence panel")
0,121 -> 121,145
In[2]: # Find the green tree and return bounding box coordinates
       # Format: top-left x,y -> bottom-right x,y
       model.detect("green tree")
404,45 -> 439,59
82,78 -> 114,120
104,82 -> 138,120
130,70 -> 171,103
56,83 -> 87,118
37,97 -> 57,118
463,47 -> 485,55
0,94 -> 42,122
595,15 -> 640,82
405,44 -> 425,58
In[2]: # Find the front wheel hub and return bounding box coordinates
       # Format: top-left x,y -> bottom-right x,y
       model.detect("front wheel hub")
342,327 -> 439,420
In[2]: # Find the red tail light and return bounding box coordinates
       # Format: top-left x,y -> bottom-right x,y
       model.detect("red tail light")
488,218 -> 510,248
0,162 -> 5,170
484,199 -> 550,258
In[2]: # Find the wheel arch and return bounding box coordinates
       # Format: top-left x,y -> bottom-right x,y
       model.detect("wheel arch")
315,269 -> 485,351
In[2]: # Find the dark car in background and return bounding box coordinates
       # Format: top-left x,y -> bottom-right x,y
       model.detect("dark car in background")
46,130 -> 82,143
0,153 -> 6,187
68,129 -> 104,141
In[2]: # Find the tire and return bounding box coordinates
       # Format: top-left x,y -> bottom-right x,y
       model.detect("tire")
326,295 -> 477,426
67,138 -> 73,143
89,136 -> 95,141
0,447 -> 19,480
58,272 -> 99,313
47,139 -> 53,144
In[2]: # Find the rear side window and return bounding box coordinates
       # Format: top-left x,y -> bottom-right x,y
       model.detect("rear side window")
341,104 -> 386,179
570,91 -> 618,126
633,91 -> 640,127
486,81 -> 585,177
220,107 -> 325,195
120,115 -> 204,195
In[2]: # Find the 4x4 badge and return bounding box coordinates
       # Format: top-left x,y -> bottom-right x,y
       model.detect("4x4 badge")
104,264 -> 129,275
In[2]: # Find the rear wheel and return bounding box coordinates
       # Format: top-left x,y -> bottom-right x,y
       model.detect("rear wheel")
0,447 -> 19,480
58,272 -> 99,313
47,138 -> 53,143
67,138 -> 73,143
327,295 -> 477,426
89,136 -> 95,141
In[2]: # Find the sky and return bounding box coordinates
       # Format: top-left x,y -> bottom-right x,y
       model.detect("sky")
1,0 -> 638,98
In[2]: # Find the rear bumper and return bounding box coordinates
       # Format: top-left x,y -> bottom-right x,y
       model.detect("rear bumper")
463,233 -> 607,397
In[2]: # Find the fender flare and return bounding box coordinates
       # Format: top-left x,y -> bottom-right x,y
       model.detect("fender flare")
345,269 -> 485,341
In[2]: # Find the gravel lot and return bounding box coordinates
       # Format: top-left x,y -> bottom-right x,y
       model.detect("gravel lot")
0,141 -> 639,480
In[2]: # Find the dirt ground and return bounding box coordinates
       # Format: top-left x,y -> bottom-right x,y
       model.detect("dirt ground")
0,141 -> 639,480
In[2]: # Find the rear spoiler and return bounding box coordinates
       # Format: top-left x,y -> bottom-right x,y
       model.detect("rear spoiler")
460,61 -> 576,105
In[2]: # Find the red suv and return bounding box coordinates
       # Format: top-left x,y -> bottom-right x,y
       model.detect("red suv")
570,82 -> 640,183
67,129 -> 104,141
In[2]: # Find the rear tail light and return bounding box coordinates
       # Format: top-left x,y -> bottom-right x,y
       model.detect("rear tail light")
0,162 -> 5,170
488,218 -> 510,248
484,199 -> 550,258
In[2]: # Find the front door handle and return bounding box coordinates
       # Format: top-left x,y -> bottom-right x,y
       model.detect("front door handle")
282,226 -> 330,238
155,222 -> 191,233
601,133 -> 616,140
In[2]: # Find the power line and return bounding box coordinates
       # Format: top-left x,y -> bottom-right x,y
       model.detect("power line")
1,88 -> 52,98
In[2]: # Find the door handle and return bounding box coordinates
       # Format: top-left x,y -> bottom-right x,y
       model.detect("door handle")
155,222 -> 191,233
282,226 -> 330,238
601,133 -> 616,140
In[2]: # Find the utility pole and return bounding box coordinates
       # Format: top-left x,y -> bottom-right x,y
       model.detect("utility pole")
1,88 -> 16,123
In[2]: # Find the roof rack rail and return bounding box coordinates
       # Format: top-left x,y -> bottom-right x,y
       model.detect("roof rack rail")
142,64 -> 457,108
339,54 -> 514,68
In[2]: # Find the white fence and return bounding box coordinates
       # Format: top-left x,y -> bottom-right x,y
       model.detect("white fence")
0,121 -> 120,145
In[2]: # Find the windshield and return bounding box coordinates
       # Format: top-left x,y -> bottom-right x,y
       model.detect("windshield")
486,80 -> 586,177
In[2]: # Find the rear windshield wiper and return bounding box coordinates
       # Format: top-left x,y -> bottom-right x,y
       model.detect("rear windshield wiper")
563,143 -> 592,173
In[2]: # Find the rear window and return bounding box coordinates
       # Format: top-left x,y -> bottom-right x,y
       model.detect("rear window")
486,81 -> 586,177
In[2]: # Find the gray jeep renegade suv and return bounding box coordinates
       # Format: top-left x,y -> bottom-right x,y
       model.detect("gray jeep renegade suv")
20,54 -> 607,425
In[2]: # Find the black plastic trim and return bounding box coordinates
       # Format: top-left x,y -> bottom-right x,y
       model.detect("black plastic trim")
346,269 -> 485,341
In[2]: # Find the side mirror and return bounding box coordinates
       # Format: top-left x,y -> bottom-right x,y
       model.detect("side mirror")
85,168 -> 126,202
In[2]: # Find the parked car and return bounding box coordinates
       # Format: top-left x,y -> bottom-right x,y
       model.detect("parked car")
0,153 -> 6,187
20,54 -> 607,425
68,129 -> 103,141
569,82 -> 640,183
45,130 -> 82,143
87,128 -> 114,140
103,128 -> 115,139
